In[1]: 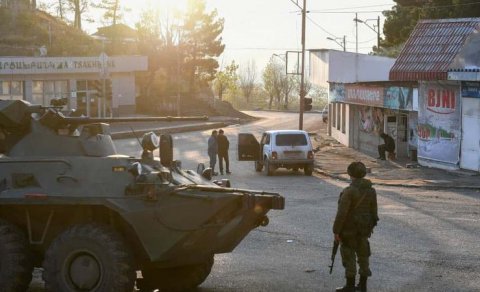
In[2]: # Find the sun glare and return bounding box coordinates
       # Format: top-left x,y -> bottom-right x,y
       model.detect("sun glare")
123,0 -> 188,12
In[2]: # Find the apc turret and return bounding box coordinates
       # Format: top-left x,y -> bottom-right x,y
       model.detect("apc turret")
0,100 -> 284,291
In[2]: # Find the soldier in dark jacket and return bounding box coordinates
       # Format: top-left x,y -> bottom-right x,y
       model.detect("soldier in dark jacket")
207,130 -> 218,175
217,129 -> 231,175
333,162 -> 379,292
378,133 -> 395,160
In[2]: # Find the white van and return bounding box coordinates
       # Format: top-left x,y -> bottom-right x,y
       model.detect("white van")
238,130 -> 315,176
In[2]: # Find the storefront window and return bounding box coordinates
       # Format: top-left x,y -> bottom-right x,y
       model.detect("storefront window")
32,80 -> 69,106
0,80 -> 24,100
32,81 -> 43,105
1,82 -> 9,95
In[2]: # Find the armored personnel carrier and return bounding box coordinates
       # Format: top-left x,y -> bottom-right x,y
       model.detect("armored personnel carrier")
0,100 -> 284,291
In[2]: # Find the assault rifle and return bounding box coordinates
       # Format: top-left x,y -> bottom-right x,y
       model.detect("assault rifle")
329,239 -> 339,274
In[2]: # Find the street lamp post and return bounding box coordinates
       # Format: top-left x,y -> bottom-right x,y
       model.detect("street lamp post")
326,36 -> 346,52
353,15 -> 381,50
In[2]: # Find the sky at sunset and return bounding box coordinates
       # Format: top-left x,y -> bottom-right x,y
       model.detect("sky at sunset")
53,0 -> 396,70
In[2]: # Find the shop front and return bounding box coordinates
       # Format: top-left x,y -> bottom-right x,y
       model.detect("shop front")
0,55 -> 147,117
330,82 -> 418,159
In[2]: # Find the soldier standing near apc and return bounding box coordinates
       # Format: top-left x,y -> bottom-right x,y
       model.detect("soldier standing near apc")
333,162 -> 379,292
207,130 -> 218,175
217,129 -> 231,175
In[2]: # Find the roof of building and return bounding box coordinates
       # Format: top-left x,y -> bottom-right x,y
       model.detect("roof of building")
389,18 -> 480,81
92,24 -> 138,41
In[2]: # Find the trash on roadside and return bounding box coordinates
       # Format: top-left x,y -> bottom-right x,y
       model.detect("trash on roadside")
287,239 -> 294,243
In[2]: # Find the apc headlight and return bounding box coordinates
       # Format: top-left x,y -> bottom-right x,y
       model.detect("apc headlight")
141,132 -> 160,151
129,162 -> 143,176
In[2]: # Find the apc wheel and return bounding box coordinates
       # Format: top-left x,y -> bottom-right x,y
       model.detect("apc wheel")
43,224 -> 135,292
0,220 -> 33,292
304,164 -> 313,176
255,160 -> 263,172
138,256 -> 214,291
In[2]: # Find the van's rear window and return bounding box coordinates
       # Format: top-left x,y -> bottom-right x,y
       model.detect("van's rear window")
275,134 -> 307,146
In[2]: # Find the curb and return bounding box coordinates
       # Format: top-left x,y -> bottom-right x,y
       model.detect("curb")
314,168 -> 480,190
111,122 -> 228,139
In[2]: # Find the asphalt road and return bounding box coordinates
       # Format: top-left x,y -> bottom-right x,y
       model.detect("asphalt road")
29,111 -> 480,291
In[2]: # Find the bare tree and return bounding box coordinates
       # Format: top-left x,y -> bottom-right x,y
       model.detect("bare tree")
262,59 -> 283,110
280,74 -> 295,109
238,60 -> 257,103
67,0 -> 89,30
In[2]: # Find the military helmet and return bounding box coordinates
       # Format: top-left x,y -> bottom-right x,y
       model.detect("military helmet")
347,161 -> 367,178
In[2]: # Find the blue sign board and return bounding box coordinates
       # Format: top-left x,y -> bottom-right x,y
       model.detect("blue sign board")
461,81 -> 480,98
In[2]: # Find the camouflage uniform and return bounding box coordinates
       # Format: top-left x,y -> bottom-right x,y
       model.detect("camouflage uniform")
333,178 -> 378,280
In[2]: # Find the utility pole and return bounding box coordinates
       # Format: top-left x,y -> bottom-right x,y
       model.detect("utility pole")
355,12 -> 358,53
299,0 -> 306,130
343,36 -> 346,52
377,16 -> 381,49
289,0 -> 307,129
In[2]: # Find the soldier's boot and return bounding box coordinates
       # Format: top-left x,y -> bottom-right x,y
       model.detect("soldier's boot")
336,277 -> 355,292
355,276 -> 367,292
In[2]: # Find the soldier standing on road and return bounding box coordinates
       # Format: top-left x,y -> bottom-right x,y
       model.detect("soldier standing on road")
208,130 -> 218,176
333,162 -> 379,292
217,129 -> 231,175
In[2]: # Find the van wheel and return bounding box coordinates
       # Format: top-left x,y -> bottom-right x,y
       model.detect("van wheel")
264,159 -> 274,176
0,220 -> 33,292
255,161 -> 263,172
304,164 -> 313,176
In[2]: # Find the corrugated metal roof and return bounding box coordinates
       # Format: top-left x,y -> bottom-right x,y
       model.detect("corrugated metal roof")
390,18 -> 480,81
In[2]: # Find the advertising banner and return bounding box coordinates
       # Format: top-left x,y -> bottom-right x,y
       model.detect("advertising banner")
345,85 -> 384,106
418,81 -> 461,165
329,83 -> 383,106
384,86 -> 414,110
358,106 -> 384,134
461,81 -> 480,98
329,83 -> 345,103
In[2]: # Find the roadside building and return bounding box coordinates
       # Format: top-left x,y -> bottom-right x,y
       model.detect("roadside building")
309,49 -> 419,160
390,18 -> 480,171
0,55 -> 147,116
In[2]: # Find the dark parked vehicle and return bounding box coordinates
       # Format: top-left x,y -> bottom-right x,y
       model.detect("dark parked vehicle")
0,100 -> 284,291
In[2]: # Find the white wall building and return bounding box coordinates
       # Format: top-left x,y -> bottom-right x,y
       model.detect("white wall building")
0,55 -> 148,116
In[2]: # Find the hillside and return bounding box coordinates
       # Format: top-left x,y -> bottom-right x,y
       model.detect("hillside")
0,8 -> 101,56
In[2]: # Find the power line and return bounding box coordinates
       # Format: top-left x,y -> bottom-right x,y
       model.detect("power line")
309,10 -> 385,14
310,4 -> 393,12
346,37 -> 377,45
308,1 -> 480,14
306,15 -> 337,38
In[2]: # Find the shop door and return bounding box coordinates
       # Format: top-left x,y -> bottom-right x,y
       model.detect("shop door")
460,98 -> 480,171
